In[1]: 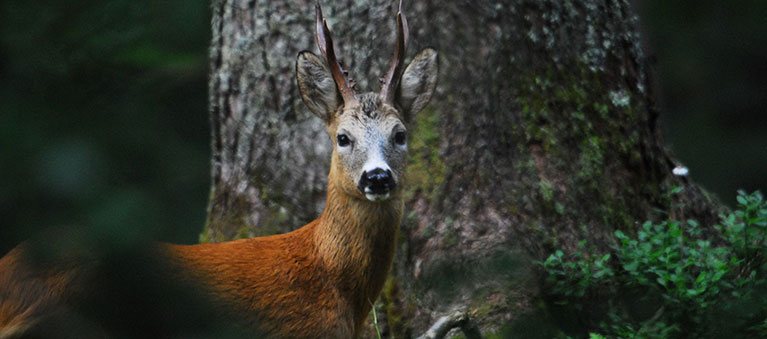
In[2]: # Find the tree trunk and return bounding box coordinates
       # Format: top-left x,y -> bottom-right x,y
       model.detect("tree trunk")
203,0 -> 722,336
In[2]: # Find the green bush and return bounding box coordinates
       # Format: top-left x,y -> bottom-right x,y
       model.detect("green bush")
718,191 -> 767,265
541,190 -> 767,337
599,313 -> 678,339
542,241 -> 614,299
615,220 -> 731,310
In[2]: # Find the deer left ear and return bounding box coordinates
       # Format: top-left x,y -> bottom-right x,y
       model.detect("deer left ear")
397,48 -> 438,121
296,50 -> 341,122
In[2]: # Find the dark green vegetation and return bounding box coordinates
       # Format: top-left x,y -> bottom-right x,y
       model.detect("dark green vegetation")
0,1 -> 211,253
640,1 -> 767,199
541,191 -> 767,338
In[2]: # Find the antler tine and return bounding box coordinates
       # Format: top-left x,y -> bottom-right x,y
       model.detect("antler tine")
379,0 -> 409,104
315,2 -> 358,106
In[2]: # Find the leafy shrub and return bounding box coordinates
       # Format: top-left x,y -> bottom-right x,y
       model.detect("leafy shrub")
542,241 -> 614,299
615,220 -> 731,310
541,190 -> 767,337
718,190 -> 767,266
599,312 -> 678,339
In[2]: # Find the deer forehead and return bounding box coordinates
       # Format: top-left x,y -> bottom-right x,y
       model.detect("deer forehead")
333,94 -> 403,135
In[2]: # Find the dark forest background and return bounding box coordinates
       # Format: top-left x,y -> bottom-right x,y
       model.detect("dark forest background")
1,0 -> 765,256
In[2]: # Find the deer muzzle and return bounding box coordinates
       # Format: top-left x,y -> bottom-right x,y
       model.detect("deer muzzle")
358,168 -> 396,201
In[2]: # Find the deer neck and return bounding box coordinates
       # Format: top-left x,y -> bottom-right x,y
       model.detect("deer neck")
313,177 -> 402,310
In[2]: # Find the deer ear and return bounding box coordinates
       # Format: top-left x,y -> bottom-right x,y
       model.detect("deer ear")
296,51 -> 340,122
397,48 -> 438,121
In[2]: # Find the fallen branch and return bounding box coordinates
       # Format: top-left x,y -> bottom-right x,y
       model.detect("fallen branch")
415,310 -> 481,339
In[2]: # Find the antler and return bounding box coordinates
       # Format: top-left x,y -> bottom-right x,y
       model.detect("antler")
379,0 -> 409,104
315,3 -> 358,106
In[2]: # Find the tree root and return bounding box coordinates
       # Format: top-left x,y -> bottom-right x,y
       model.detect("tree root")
415,310 -> 481,339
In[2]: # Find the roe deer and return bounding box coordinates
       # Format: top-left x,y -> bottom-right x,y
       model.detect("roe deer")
0,1 -> 438,337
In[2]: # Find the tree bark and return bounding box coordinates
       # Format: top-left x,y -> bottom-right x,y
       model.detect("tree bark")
204,0 -> 722,336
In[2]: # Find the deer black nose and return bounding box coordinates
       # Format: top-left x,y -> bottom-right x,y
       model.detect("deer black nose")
358,168 -> 396,195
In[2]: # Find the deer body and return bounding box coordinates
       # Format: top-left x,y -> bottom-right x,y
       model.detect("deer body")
0,2 -> 437,337
163,178 -> 403,337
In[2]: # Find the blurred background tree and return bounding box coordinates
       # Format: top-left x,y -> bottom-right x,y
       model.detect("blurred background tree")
1,1 -> 211,252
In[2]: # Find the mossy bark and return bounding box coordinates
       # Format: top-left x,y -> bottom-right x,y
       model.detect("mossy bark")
204,0 -> 722,335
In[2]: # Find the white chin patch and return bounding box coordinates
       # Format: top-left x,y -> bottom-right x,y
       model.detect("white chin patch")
365,192 -> 391,202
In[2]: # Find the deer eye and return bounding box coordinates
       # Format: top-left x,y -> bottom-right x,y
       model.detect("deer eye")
337,134 -> 351,147
394,131 -> 406,145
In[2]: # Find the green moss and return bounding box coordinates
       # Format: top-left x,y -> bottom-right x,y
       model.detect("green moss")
234,224 -> 252,239
554,202 -> 566,215
200,188 -> 265,242
248,204 -> 293,237
513,62 -> 656,247
577,136 -> 605,183
443,227 -> 460,248
539,179 -> 555,202
198,228 -> 212,243
420,224 -> 435,239
200,194 -> 285,242
598,197 -> 635,230
381,276 -> 413,339
518,68 -> 600,153
473,301 -> 494,319
405,107 -> 446,201
515,64 -> 646,166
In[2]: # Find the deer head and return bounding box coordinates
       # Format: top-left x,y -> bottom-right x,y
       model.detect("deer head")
296,1 -> 438,202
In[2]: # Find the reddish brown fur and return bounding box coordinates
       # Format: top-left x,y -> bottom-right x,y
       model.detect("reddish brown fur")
0,167 -> 402,338
163,175 -> 402,337
0,244 -> 91,338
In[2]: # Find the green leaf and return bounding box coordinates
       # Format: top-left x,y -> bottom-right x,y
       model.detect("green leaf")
623,262 -> 638,272
737,195 -> 748,205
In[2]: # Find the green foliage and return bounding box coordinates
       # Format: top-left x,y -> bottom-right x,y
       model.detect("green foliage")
542,242 -> 614,299
615,220 -> 730,309
0,0 -> 210,252
718,191 -> 767,261
541,191 -> 767,337
597,312 -> 678,339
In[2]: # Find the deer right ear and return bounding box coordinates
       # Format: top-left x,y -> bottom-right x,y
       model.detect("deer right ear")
397,48 -> 439,121
296,51 -> 340,122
